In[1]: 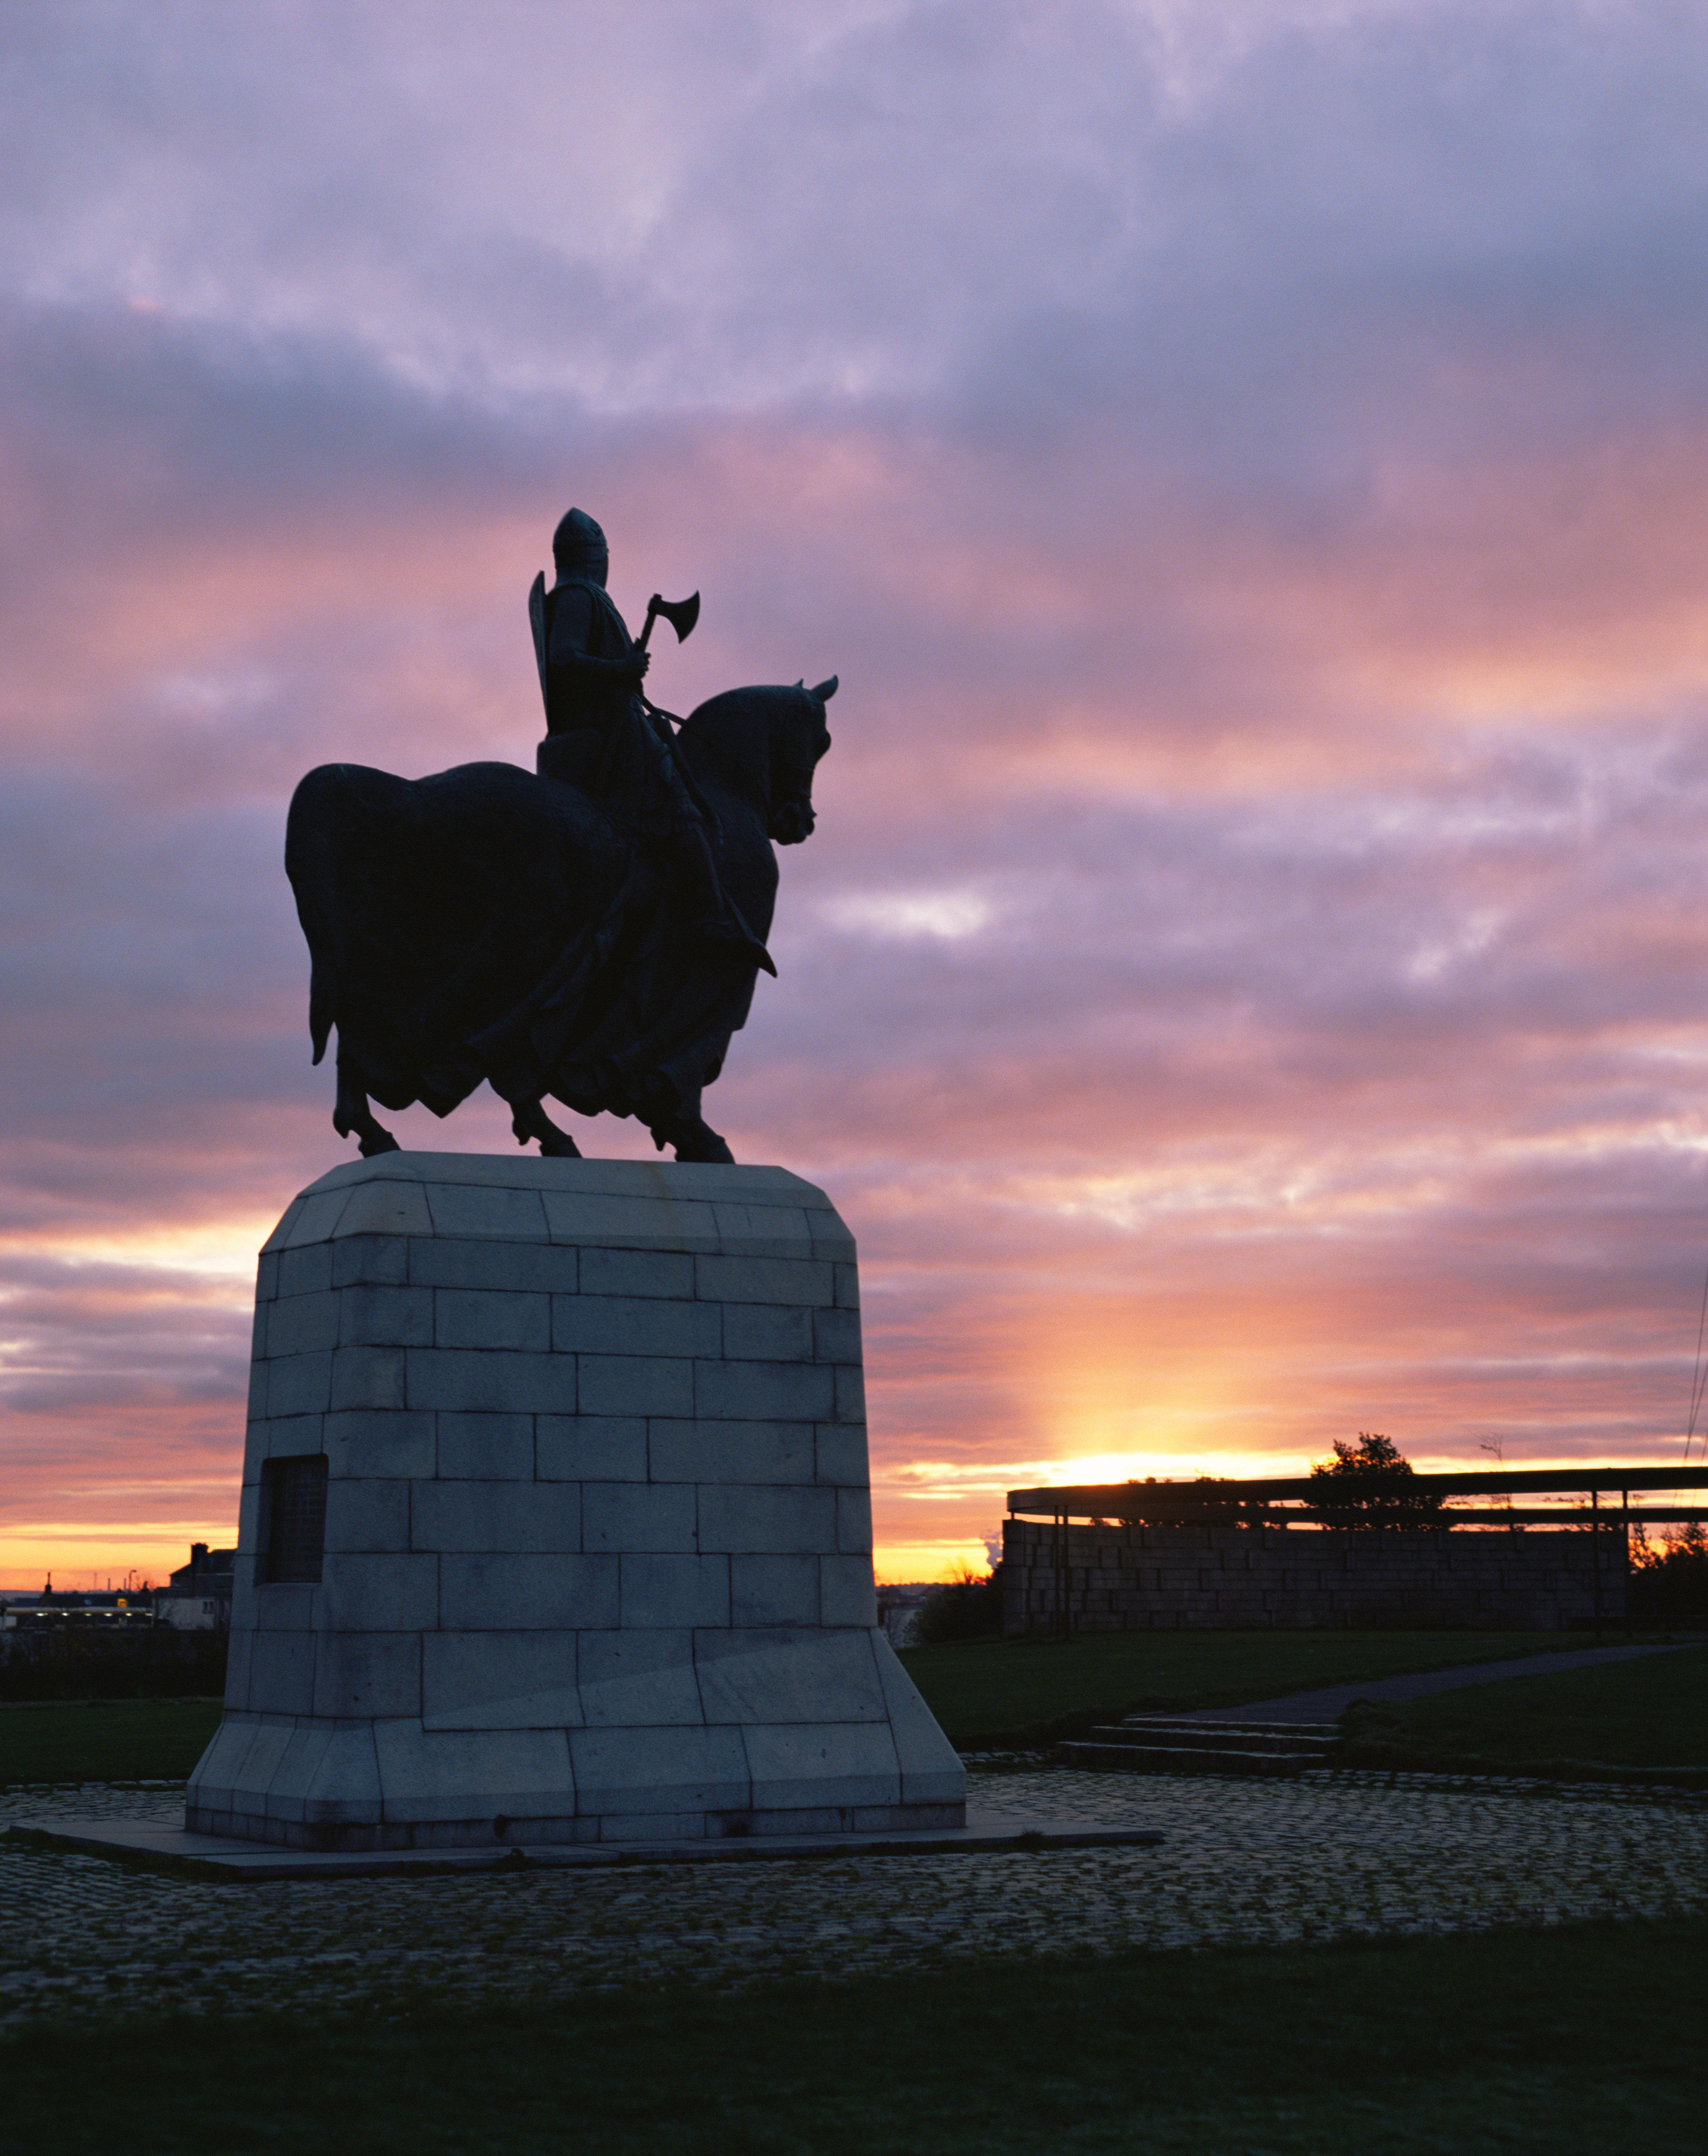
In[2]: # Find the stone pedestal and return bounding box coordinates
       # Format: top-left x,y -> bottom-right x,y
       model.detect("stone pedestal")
187,1155 -> 964,1850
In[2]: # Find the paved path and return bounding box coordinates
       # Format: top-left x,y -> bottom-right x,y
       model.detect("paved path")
3,1767 -> 1705,2025
1190,1640 -> 1700,1725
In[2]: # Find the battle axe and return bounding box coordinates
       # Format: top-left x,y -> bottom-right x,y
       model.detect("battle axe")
636,590 -> 700,651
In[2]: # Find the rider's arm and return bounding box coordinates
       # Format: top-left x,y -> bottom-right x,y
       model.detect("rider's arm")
548,587 -> 649,681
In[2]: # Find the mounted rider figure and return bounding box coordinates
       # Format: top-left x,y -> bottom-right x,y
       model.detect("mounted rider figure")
529,508 -> 774,975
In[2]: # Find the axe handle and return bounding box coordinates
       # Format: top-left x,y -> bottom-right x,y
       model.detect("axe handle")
635,597 -> 662,653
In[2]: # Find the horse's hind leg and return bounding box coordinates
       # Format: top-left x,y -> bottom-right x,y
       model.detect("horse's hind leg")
511,1097 -> 582,1158
333,1054 -> 400,1157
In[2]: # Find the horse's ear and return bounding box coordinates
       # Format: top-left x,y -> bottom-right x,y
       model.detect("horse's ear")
811,675 -> 838,702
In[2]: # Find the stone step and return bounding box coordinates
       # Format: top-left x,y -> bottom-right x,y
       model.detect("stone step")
1122,1718 -> 1341,1739
1057,1741 -> 1316,1778
1087,1723 -> 1335,1758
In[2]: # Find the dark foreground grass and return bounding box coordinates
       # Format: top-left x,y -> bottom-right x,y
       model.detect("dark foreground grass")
899,1628 -> 1607,1747
6,1915 -> 1704,2155
0,1697 -> 221,1785
1340,1643 -> 1708,1778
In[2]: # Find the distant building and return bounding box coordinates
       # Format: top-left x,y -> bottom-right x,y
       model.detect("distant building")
154,1543 -> 235,1630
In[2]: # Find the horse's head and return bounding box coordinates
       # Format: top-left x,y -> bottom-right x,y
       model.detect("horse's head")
681,676 -> 837,844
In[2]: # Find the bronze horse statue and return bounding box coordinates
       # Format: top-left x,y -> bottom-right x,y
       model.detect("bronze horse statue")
285,678 -> 835,1163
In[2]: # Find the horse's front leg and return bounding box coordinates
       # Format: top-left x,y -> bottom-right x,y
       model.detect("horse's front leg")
333,1054 -> 400,1156
647,1109 -> 735,1165
511,1097 -> 582,1158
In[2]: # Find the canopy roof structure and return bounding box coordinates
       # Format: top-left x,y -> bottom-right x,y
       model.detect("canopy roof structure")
1007,1465 -> 1708,1525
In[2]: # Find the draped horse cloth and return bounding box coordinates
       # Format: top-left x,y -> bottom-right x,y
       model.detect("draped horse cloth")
286,744 -> 770,1140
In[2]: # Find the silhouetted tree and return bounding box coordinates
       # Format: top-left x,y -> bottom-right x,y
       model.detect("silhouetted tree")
913,1566 -> 1004,1645
1308,1433 -> 1446,1530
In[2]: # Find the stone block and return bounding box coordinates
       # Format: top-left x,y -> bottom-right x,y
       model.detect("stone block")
578,1246 -> 695,1299
542,1191 -> 719,1250
698,1484 -> 837,1555
319,1554 -> 439,1633
834,1365 -> 866,1423
267,1289 -> 340,1358
434,1288 -> 551,1352
552,1293 -> 720,1358
694,1359 -> 835,1422
277,1241 -> 334,1297
340,1285 -> 433,1348
329,1345 -> 407,1412
815,1423 -> 870,1485
568,1725 -> 749,1816
260,1197 -> 306,1254
837,1488 -> 873,1554
619,1552 -> 730,1628
741,1722 -> 900,1812
332,1235 -> 410,1287
246,1630 -> 316,1715
256,1249 -> 280,1301
439,1553 -> 618,1630
421,1631 -> 581,1730
335,1179 -> 434,1238
410,1237 -> 579,1292
252,1581 -> 317,1630
374,1722 -> 574,1823
577,1630 -> 704,1726
695,1629 -> 888,1725
435,1410 -> 535,1480
268,1350 -> 334,1417
222,1627 -> 254,1707
280,1724 -> 385,1825
583,1482 -> 697,1553
694,1254 -> 834,1307
819,1554 -> 878,1627
834,1263 -> 859,1309
708,1201 -> 814,1257
869,1646 -> 967,1807
412,1480 -> 581,1554
577,1353 -> 692,1417
405,1347 -> 573,1415
731,1555 -> 820,1627
721,1303 -> 813,1363
424,1182 -> 550,1242
323,1478 -> 411,1555
647,1419 -> 814,1486
323,1410 -> 434,1480
537,1415 -> 647,1482
813,1306 -> 863,1363
312,1633 -> 422,1718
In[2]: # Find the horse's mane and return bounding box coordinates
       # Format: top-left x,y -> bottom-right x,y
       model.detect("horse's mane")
679,684 -> 803,808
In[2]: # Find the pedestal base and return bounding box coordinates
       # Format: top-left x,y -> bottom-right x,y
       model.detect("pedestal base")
190,1155 -> 965,1848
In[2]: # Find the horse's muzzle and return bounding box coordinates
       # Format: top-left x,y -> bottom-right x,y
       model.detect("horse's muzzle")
770,800 -> 815,845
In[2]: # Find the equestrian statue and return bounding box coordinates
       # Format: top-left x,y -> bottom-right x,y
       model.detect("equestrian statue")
285,509 -> 835,1164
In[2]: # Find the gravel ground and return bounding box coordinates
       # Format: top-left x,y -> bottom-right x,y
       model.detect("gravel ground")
2,1768 -> 1704,2026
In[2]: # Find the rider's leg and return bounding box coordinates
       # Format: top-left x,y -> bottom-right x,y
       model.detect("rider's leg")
669,823 -> 776,977
510,1096 -> 582,1158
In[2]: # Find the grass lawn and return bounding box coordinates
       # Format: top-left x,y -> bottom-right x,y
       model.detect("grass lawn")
898,1629 -> 1613,1747
1339,1643 -> 1708,1777
6,1914 -> 1705,2154
0,1697 -> 222,1785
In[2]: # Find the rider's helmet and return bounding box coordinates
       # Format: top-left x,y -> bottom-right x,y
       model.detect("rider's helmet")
552,508 -> 609,588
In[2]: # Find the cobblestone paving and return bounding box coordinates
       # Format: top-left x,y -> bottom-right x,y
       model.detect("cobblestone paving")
2,1769 -> 1704,2025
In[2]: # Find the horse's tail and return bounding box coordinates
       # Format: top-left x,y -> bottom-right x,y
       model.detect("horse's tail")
285,765 -> 351,1066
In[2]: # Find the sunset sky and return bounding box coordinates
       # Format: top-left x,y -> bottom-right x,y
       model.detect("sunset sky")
6,1 -> 1708,1586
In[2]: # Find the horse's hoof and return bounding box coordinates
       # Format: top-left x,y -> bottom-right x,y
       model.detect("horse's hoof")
358,1130 -> 402,1156
672,1127 -> 735,1165
538,1134 -> 582,1158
